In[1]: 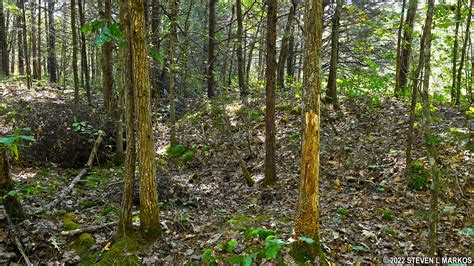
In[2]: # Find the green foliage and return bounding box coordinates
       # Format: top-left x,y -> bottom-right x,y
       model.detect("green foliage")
63,213 -> 81,230
376,209 -> 395,220
337,209 -> 349,216
382,227 -> 397,236
408,161 -> 430,191
167,145 -> 186,157
264,236 -> 285,260
0,128 -> 35,160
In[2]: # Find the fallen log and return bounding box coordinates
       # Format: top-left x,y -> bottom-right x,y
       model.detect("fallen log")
42,131 -> 105,212
61,221 -> 118,237
4,210 -> 32,265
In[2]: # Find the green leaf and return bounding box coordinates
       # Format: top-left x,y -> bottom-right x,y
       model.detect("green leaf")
458,228 -> 474,236
150,50 -> 163,62
7,190 -> 17,197
243,253 -> 258,266
201,248 -> 213,261
353,245 -> 365,251
226,239 -> 238,252
264,236 -> 285,259
298,236 -> 315,244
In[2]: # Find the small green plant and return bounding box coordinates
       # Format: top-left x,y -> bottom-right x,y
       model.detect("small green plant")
337,209 -> 349,216
408,161 -> 430,191
376,209 -> 395,220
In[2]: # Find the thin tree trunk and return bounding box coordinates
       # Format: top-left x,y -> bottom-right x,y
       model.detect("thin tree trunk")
451,0 -> 461,102
222,5 -> 235,87
277,2 -> 296,89
17,0 -> 24,75
245,18 -> 262,85
78,0 -> 91,104
169,0 -> 177,146
236,0 -> 246,100
151,0 -> 162,116
47,0 -> 57,82
293,0 -> 324,259
31,0 -> 38,80
263,0 -> 277,186
325,0 -> 341,108
131,0 -> 161,237
21,0 -> 31,89
207,0 -> 216,98
101,0 -> 114,113
286,32 -> 295,79
0,1 -> 8,76
71,0 -> 80,104
37,0 -> 41,79
455,0 -> 472,105
118,0 -> 135,235
394,0 -> 406,97
397,0 -> 418,97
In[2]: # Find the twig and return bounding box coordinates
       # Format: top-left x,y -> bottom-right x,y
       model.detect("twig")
42,131 -> 106,212
4,210 -> 32,265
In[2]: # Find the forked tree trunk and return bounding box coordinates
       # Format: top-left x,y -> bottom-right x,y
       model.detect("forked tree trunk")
292,0 -> 324,261
131,0 -> 160,237
263,0 -> 277,186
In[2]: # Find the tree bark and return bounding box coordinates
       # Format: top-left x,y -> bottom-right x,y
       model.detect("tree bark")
277,2 -> 296,89
21,0 -> 31,89
101,0 -> 114,113
222,5 -> 235,88
207,0 -> 216,98
31,0 -> 38,80
263,0 -> 277,186
0,0 -> 8,76
47,0 -> 57,82
0,147 -> 26,222
78,0 -> 91,104
396,0 -> 417,97
131,0 -> 161,237
17,0 -> 24,75
169,0 -> 177,146
118,0 -> 136,235
151,0 -> 162,116
451,0 -> 461,103
71,0 -> 80,104
324,0 -> 341,108
286,33 -> 294,79
293,0 -> 324,261
455,0 -> 472,105
394,0 -> 406,97
36,0 -> 42,79
236,0 -> 247,100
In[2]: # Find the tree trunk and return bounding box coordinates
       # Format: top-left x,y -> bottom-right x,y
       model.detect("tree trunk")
277,3 -> 296,89
0,147 -> 26,222
451,0 -> 462,102
455,0 -> 472,105
118,0 -> 135,235
222,5 -> 235,88
236,0 -> 246,100
396,0 -> 417,97
151,0 -> 162,116
245,19 -> 262,85
292,0 -> 324,261
324,0 -> 341,108
36,0 -> 42,79
47,0 -> 57,82
17,0 -> 24,75
169,0 -> 177,146
0,1 -> 8,76
21,0 -> 31,89
101,0 -> 114,113
78,0 -> 91,104
31,1 -> 38,80
263,0 -> 277,186
71,0 -> 80,104
394,0 -> 406,97
131,0 -> 161,237
207,0 -> 216,98
286,32 -> 295,79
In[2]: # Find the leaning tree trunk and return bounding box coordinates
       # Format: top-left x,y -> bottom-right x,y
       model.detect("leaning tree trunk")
0,147 -> 26,222
263,0 -> 277,186
293,0 -> 324,261
131,0 -> 161,237
325,0 -> 341,108
454,0 -> 472,105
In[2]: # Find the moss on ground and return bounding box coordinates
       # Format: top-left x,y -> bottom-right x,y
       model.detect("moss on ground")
63,213 -> 81,230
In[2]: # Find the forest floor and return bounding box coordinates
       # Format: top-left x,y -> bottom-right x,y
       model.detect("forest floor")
0,79 -> 472,264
